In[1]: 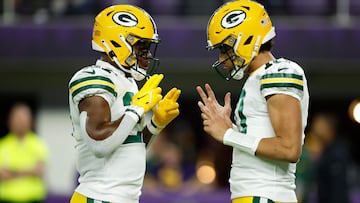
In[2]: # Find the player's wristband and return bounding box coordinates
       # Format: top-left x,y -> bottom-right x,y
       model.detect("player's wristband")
125,106 -> 144,123
146,118 -> 164,135
223,128 -> 261,156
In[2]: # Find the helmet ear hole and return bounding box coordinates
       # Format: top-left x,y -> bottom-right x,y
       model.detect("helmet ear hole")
110,40 -> 121,48
243,36 -> 253,45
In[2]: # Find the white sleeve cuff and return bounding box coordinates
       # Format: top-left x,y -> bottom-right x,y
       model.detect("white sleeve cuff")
125,106 -> 144,123
146,118 -> 164,135
223,128 -> 261,156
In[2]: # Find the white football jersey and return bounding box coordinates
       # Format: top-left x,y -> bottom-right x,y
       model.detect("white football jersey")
68,60 -> 147,203
230,58 -> 309,202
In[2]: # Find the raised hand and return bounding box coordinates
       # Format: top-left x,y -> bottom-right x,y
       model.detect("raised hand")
196,83 -> 232,142
152,87 -> 181,128
132,74 -> 163,112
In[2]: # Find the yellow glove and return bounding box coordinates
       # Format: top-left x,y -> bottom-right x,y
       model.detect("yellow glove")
150,88 -> 181,132
131,74 -> 163,113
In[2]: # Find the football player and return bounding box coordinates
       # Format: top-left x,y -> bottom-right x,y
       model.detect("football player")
68,5 -> 181,203
196,0 -> 309,202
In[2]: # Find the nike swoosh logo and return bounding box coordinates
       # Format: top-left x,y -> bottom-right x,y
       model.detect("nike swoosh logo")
137,94 -> 147,100
278,67 -> 288,71
84,69 -> 95,74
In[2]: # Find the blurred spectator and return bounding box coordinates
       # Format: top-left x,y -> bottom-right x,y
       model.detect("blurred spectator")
0,103 -> 48,203
145,131 -> 188,192
144,119 -> 216,196
295,145 -> 312,203
145,123 -> 195,192
310,112 -> 351,203
296,127 -> 323,203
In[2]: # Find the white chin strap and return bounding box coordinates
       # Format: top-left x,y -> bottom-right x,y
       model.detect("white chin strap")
231,64 -> 247,80
131,65 -> 147,81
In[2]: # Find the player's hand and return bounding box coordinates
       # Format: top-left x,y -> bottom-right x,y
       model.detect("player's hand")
196,83 -> 232,142
132,74 -> 163,113
152,87 -> 181,128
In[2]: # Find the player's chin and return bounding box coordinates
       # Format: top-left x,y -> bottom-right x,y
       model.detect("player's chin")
137,60 -> 149,70
139,65 -> 149,70
137,57 -> 149,69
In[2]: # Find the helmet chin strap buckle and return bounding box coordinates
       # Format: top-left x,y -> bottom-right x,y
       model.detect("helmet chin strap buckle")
230,55 -> 247,81
125,56 -> 134,66
126,35 -> 135,45
230,65 -> 245,80
131,63 -> 147,81
227,35 -> 236,46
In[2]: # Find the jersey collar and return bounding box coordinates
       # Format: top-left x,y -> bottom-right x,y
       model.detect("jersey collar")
95,60 -> 126,77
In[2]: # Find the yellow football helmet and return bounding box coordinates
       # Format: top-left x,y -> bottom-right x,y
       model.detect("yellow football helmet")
207,0 -> 275,80
92,5 -> 160,80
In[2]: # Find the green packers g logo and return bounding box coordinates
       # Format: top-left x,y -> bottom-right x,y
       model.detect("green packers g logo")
113,12 -> 138,27
221,10 -> 246,29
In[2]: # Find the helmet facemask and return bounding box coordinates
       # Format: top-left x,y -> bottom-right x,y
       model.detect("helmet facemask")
210,44 -> 245,81
98,34 -> 160,81
131,39 -> 160,81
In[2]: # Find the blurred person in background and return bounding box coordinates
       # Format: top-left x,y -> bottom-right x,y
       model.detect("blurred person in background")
144,120 -> 210,195
196,0 -> 309,202
309,112 -> 351,203
68,4 -> 181,203
294,142 -> 313,203
295,122 -> 324,203
145,129 -> 190,193
0,103 -> 48,203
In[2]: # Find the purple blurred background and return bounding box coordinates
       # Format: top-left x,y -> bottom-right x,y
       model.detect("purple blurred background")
0,0 -> 360,203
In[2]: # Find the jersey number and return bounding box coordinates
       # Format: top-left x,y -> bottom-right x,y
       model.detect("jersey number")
123,92 -> 134,106
238,90 -> 247,134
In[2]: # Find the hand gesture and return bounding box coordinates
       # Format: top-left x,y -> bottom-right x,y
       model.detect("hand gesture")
132,74 -> 163,112
152,87 -> 181,127
196,83 -> 232,142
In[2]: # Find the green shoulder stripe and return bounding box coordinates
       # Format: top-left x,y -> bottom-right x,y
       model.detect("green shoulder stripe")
260,73 -> 303,91
261,83 -> 303,91
70,75 -> 117,98
69,76 -> 114,89
260,73 -> 303,80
